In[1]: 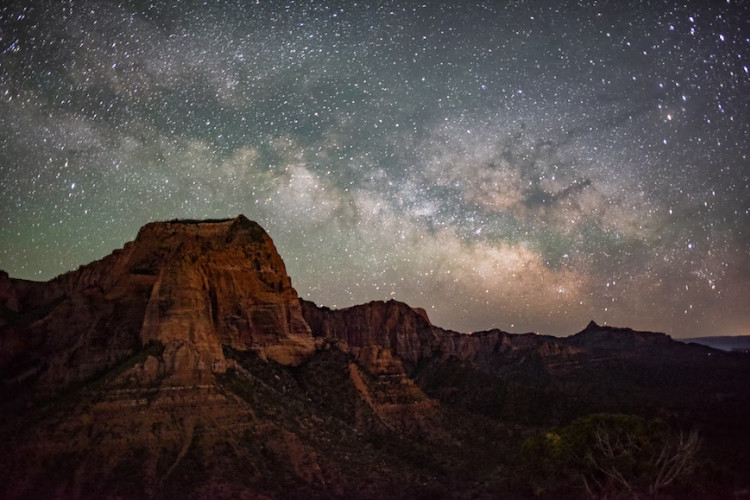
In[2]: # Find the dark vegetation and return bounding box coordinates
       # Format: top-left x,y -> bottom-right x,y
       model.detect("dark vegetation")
411,349 -> 750,497
518,414 -> 705,499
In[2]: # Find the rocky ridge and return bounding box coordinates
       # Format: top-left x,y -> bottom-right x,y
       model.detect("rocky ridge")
299,299 -> 639,378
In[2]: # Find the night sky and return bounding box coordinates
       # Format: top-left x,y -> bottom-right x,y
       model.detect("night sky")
1,1 -> 749,338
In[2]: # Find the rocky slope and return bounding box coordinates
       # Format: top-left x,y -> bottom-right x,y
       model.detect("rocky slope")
1,216 -> 749,499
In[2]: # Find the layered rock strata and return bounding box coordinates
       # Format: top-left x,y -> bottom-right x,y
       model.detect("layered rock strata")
0,216 -> 316,391
300,298 -> 583,376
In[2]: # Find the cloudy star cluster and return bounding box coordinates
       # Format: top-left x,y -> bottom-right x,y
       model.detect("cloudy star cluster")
1,0 -> 748,337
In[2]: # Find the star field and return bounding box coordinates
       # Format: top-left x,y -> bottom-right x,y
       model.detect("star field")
1,0 -> 749,337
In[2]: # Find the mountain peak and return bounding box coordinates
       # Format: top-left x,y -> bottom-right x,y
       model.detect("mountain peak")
585,320 -> 600,330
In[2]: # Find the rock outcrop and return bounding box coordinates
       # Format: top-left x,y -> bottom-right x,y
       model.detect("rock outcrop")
131,216 -> 315,382
300,298 -> 440,366
0,216 -> 316,392
300,298 -> 582,377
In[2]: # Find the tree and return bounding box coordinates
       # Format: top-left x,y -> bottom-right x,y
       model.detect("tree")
518,431 -> 571,497
520,414 -> 701,499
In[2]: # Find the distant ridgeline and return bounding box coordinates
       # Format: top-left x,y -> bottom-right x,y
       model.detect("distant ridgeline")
682,336 -> 750,353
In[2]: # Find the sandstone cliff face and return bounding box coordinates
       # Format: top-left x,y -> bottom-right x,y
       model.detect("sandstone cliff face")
300,299 -> 582,377
131,216 -> 315,382
300,299 -> 440,366
0,216 -> 316,392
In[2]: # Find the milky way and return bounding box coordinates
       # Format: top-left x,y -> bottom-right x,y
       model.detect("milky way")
1,0 -> 749,337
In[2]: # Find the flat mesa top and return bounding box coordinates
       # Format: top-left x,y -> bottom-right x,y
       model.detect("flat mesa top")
161,217 -> 238,224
